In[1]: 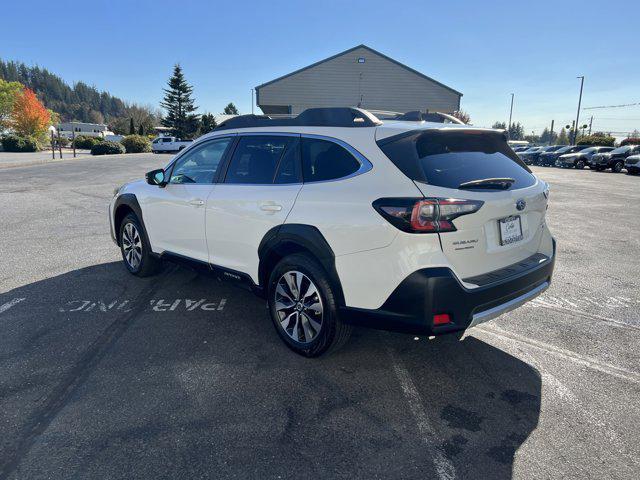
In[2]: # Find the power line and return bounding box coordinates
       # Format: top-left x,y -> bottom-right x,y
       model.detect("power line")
583,102 -> 640,110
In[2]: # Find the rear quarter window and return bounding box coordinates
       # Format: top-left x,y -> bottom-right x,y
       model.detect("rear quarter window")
301,137 -> 360,182
377,130 -> 536,190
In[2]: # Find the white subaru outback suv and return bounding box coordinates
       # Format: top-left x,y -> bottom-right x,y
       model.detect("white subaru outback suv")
109,108 -> 555,357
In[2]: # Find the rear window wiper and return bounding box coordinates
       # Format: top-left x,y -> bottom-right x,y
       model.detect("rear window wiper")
457,177 -> 515,190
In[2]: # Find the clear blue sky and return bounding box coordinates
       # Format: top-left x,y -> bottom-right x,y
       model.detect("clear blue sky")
2,0 -> 639,136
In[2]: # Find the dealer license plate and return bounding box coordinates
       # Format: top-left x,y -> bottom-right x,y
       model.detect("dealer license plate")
498,215 -> 523,245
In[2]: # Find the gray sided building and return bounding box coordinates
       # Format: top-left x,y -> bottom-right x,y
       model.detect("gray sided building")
255,45 -> 462,116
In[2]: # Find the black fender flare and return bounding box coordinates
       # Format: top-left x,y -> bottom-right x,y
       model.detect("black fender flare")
258,224 -> 345,306
112,194 -> 152,249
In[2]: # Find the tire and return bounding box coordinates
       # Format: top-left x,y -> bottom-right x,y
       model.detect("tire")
576,160 -> 585,169
613,161 -> 624,173
118,213 -> 162,277
267,253 -> 352,357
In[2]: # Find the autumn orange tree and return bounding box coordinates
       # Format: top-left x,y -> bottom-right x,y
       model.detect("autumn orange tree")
11,88 -> 52,140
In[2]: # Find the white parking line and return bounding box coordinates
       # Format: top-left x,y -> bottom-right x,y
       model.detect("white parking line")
0,297 -> 25,314
474,325 -> 640,384
385,343 -> 456,480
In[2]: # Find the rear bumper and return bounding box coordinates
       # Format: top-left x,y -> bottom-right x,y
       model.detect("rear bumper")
340,240 -> 555,336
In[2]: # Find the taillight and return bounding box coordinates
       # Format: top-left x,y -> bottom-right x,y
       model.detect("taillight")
373,197 -> 483,233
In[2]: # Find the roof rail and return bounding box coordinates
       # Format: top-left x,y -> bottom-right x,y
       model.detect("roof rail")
214,107 -> 382,131
395,110 -> 465,125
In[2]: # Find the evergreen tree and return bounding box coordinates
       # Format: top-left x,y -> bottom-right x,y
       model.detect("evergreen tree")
138,124 -> 144,135
129,117 -> 135,134
557,128 -> 569,145
223,102 -> 239,115
492,121 -> 507,130
160,64 -> 200,139
508,122 -> 525,140
199,113 -> 217,135
540,128 -> 558,145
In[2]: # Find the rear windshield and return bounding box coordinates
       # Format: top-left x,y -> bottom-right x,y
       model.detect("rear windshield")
377,130 -> 536,190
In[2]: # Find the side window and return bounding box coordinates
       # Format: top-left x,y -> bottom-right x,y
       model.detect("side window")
224,136 -> 291,184
163,138 -> 172,143
301,137 -> 361,182
169,138 -> 232,184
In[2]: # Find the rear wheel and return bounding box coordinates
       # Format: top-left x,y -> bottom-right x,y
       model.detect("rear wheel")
576,159 -> 585,169
119,213 -> 162,277
613,160 -> 624,173
267,253 -> 351,357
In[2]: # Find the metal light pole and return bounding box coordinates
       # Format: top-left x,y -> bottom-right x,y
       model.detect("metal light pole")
251,89 -> 254,115
507,93 -> 514,138
574,76 -> 585,145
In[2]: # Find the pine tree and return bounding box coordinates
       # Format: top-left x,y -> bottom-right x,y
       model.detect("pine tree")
557,128 -> 569,145
160,64 -> 200,139
138,124 -> 144,135
129,117 -> 135,134
199,113 -> 217,135
223,102 -> 239,115
508,122 -> 524,140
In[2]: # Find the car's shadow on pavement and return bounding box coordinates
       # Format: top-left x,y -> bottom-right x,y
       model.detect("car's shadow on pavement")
0,262 -> 541,480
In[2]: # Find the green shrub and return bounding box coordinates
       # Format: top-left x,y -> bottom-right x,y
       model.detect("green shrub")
121,134 -> 151,153
577,135 -> 616,147
1,134 -> 38,152
54,136 -> 69,147
74,135 -> 103,149
620,137 -> 640,146
91,140 -> 126,155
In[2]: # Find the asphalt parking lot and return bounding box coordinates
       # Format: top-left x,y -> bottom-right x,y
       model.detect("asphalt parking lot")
0,153 -> 639,480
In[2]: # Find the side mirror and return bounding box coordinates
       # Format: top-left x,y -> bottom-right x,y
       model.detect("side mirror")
146,168 -> 167,187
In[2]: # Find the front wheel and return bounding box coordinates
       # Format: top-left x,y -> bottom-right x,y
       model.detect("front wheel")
576,160 -> 585,169
267,254 -> 351,357
613,161 -> 624,173
119,213 -> 162,277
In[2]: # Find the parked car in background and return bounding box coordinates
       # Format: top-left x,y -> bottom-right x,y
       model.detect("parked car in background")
557,146 -> 615,169
512,146 -> 531,153
517,146 -> 543,164
590,145 -> 640,172
539,145 -> 588,167
524,145 -> 563,165
625,154 -> 640,175
151,136 -> 192,153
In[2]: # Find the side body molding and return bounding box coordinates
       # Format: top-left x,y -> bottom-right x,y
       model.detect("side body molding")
258,224 -> 345,306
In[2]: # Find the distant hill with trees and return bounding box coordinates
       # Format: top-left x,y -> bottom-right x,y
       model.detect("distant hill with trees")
0,59 -> 159,133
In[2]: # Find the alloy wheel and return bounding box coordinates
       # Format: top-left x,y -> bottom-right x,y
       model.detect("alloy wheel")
122,222 -> 143,270
274,270 -> 323,344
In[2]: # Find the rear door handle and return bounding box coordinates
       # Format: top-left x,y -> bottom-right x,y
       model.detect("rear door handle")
260,203 -> 282,212
189,199 -> 205,207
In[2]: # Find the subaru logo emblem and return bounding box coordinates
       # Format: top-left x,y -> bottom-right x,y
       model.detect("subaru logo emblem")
516,199 -> 526,211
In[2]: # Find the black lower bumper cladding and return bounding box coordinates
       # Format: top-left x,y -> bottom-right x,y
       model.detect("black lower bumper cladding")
340,241 -> 556,336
